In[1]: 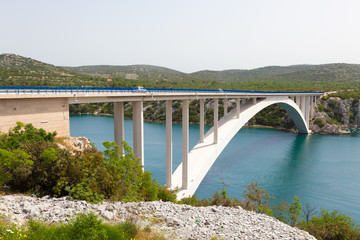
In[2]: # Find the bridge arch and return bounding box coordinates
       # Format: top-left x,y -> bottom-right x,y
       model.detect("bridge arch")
172,96 -> 309,199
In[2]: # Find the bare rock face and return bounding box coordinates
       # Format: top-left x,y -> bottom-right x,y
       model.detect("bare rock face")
339,99 -> 352,126
320,123 -> 341,135
355,99 -> 360,126
57,137 -> 91,152
311,97 -> 359,134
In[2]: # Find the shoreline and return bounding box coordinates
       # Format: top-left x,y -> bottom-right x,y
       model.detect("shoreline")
69,113 -> 355,135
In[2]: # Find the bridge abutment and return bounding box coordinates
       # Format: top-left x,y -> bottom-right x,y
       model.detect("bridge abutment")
0,97 -> 69,137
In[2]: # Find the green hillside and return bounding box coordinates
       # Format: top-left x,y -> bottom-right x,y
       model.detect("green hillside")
66,62 -> 360,91
2,53 -> 360,91
0,54 -> 108,87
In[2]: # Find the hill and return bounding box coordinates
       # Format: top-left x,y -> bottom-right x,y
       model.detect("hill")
66,62 -> 360,91
0,54 -> 107,87
65,64 -> 187,82
2,53 -> 360,91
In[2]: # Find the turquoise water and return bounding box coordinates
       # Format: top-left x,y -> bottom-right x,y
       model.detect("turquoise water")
70,115 -> 360,223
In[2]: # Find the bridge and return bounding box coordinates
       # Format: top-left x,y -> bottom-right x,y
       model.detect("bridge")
0,86 -> 323,198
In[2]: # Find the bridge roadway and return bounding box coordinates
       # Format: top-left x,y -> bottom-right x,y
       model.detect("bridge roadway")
0,86 -> 323,198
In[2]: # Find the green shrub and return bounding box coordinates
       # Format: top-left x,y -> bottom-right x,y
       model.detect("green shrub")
0,213 -> 138,240
0,123 -> 177,203
300,209 -> 360,240
0,122 -> 56,150
314,118 -> 326,128
289,196 -> 302,226
241,182 -> 274,215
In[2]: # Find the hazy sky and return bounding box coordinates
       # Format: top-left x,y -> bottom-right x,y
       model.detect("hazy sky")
2,0 -> 360,72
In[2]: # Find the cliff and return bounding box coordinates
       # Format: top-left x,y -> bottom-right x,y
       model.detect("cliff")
310,97 -> 360,134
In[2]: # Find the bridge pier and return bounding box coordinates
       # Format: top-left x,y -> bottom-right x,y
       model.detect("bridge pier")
310,96 -> 314,118
300,96 -> 306,116
296,96 -> 301,108
199,99 -> 205,143
114,102 -> 125,153
224,98 -> 228,117
182,99 -> 189,189
305,96 -> 310,126
214,99 -> 218,144
133,101 -> 144,167
166,100 -> 172,187
236,98 -> 241,118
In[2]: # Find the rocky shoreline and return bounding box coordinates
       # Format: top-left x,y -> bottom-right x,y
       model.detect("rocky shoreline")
0,195 -> 316,239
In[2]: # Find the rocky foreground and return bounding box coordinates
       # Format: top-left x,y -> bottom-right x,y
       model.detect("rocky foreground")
0,195 -> 315,240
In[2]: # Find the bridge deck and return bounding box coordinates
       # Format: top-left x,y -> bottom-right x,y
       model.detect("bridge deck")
0,86 -> 322,104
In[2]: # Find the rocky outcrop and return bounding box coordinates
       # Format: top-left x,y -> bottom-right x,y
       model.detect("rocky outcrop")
310,97 -> 359,134
0,195 -> 315,240
57,136 -> 91,153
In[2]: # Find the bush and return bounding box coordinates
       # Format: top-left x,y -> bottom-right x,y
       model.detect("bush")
314,118 -> 326,128
0,213 -> 138,240
241,182 -> 274,215
300,209 -> 360,240
0,122 -> 56,150
0,123 -> 177,203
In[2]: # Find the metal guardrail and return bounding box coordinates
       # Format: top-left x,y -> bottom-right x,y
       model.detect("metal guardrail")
0,86 -> 323,95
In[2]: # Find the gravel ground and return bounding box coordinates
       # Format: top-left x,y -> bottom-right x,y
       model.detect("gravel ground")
0,195 -> 316,239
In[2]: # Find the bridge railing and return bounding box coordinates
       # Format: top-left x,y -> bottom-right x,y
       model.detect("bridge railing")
0,86 -> 322,95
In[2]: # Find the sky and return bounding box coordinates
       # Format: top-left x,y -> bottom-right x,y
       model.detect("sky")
1,0 -> 360,73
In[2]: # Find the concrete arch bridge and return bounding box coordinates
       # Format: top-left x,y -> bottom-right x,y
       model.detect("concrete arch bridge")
0,87 -> 322,199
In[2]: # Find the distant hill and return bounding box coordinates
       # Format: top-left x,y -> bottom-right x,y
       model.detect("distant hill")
66,62 -> 360,85
65,64 -> 186,82
1,53 -> 360,91
0,54 -> 106,87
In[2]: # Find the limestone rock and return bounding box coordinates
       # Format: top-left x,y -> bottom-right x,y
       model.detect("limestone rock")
0,195 -> 316,240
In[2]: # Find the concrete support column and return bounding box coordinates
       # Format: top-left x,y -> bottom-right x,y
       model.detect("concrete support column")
300,96 -> 306,116
305,96 -> 310,126
182,100 -> 189,189
199,99 -> 205,143
236,98 -> 241,118
114,102 -> 124,152
310,96 -> 314,118
224,98 -> 228,117
133,101 -> 144,167
253,98 -> 257,104
166,100 -> 172,187
214,99 -> 218,144
296,96 -> 301,108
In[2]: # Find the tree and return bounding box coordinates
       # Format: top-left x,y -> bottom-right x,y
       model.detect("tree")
302,203 -> 317,224
289,196 -> 302,226
241,182 -> 274,215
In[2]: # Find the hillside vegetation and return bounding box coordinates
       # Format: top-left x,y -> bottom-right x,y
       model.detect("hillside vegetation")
2,53 -> 360,92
